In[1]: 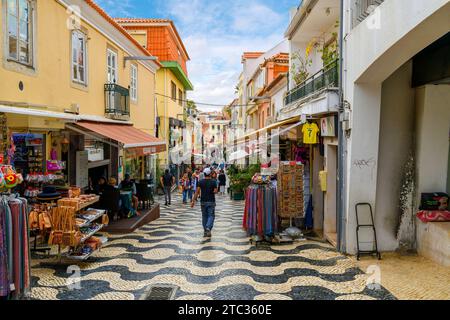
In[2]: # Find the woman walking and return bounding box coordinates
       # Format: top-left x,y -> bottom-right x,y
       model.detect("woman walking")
181,173 -> 191,204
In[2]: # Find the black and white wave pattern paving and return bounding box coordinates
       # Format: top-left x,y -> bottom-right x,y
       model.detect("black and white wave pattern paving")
30,193 -> 396,300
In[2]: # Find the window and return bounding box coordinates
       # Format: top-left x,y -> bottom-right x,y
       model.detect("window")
130,64 -> 138,102
6,0 -> 33,66
212,125 -> 215,130
71,30 -> 87,84
171,81 -> 177,101
107,49 -> 118,83
256,68 -> 266,89
178,89 -> 183,106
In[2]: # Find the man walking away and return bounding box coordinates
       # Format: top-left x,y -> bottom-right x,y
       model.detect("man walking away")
160,169 -> 175,206
191,168 -> 218,238
218,170 -> 226,195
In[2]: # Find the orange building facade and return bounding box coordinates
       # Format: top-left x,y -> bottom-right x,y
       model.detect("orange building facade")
115,19 -> 190,75
247,53 -> 289,131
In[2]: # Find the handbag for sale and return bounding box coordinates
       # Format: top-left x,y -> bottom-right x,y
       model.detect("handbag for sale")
29,211 -> 39,230
420,193 -> 449,211
101,214 -> 109,226
48,230 -> 63,245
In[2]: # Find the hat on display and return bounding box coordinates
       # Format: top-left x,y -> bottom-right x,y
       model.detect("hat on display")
203,168 -> 212,176
37,186 -> 61,202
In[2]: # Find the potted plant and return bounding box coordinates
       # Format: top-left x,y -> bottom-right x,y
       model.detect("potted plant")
229,164 -> 261,201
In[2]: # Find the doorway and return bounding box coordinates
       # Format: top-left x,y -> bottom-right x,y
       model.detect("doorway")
324,144 -> 338,246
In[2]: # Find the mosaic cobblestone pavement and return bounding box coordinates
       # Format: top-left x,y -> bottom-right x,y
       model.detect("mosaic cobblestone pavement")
30,193 -> 396,300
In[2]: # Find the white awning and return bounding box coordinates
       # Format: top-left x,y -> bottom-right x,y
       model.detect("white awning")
0,105 -> 80,120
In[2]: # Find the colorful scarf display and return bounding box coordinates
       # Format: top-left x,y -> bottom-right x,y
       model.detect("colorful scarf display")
0,196 -> 31,299
243,184 -> 278,237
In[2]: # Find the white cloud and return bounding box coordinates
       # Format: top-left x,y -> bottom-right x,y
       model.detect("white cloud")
98,0 -> 290,111
185,32 -> 285,111
161,0 -> 288,110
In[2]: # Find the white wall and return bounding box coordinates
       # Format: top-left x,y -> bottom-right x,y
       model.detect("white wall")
344,0 -> 450,84
415,85 -> 450,197
271,81 -> 288,120
344,82 -> 382,254
374,61 -> 416,251
342,0 -> 450,254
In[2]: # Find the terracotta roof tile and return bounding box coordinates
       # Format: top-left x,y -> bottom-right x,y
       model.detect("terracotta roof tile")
114,17 -> 190,61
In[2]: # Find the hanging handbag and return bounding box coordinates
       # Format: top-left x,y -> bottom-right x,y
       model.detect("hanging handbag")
29,211 -> 39,230
48,230 -> 63,245
101,213 -> 109,226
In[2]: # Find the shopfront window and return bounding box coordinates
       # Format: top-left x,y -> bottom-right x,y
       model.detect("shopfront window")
11,133 -> 45,175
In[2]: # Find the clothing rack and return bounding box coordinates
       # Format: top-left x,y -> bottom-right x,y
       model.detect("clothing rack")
0,194 -> 31,299
243,183 -> 278,241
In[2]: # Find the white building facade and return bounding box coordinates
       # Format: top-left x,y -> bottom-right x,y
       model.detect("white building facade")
341,0 -> 450,266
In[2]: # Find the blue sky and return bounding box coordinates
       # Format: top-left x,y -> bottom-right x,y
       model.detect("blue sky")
96,0 -> 299,111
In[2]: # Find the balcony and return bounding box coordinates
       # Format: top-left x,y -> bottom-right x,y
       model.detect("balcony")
351,0 -> 385,29
104,83 -> 130,118
284,59 -> 339,107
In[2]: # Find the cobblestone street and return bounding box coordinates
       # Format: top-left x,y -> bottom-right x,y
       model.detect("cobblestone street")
30,194 -> 396,300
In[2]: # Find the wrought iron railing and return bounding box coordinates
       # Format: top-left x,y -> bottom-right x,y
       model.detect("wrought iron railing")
351,0 -> 384,28
104,83 -> 130,116
284,59 -> 339,107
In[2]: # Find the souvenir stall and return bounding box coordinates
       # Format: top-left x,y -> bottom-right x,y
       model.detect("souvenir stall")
0,165 -> 31,300
35,188 -> 108,263
243,173 -> 279,243
280,119 -> 323,230
9,132 -> 68,201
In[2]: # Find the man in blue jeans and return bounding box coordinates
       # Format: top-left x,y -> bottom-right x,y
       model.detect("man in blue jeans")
191,168 -> 218,238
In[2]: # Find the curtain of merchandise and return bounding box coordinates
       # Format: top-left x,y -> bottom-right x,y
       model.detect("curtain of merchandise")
0,196 -> 31,299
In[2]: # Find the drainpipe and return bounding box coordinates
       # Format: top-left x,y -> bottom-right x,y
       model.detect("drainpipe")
337,0 -> 346,253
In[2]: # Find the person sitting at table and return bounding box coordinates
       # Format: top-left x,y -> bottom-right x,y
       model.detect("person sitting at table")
94,176 -> 107,195
119,174 -> 139,210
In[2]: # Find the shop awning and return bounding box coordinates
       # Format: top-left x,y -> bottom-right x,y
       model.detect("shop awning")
69,121 -> 166,153
233,116 -> 302,144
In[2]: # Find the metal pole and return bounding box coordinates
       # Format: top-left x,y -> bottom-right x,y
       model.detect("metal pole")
337,0 -> 346,253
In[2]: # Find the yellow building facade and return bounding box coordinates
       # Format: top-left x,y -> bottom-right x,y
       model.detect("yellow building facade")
117,19 -> 194,175
0,0 -> 163,187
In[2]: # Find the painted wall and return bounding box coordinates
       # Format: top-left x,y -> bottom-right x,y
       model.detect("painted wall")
374,61 -> 416,251
0,0 -> 156,130
155,67 -> 185,166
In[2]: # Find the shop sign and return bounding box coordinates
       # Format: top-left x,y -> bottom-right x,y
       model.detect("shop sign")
86,147 -> 104,162
320,116 -> 337,137
143,147 -> 157,155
